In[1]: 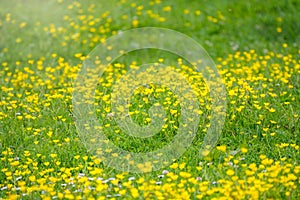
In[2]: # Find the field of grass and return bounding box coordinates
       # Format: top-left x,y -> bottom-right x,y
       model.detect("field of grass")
0,0 -> 299,199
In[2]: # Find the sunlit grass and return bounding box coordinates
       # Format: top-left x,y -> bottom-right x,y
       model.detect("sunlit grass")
0,0 -> 299,199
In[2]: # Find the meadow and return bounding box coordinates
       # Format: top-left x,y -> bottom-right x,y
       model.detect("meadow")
0,0 -> 299,199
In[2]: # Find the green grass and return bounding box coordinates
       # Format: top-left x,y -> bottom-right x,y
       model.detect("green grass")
0,0 -> 299,199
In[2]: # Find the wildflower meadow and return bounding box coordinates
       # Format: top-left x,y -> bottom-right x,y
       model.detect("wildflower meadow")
0,0 -> 299,199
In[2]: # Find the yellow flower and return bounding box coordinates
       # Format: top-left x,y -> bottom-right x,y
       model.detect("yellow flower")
241,147 -> 248,153
268,108 -> 276,113
15,38 -> 22,43
217,145 -> 227,153
163,6 -> 172,12
19,22 -> 27,28
179,171 -> 191,178
276,27 -> 282,33
201,149 -> 210,157
50,154 -> 57,158
130,188 -> 139,198
10,161 -> 19,166
170,162 -> 178,169
226,169 -> 235,176
132,19 -> 139,27
29,175 -> 36,182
